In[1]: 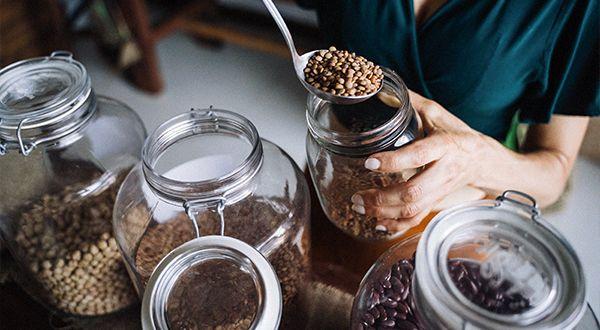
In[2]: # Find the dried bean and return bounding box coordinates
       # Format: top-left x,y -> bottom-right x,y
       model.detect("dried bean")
304,46 -> 383,97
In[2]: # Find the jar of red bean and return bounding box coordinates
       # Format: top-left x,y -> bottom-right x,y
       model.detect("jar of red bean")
351,190 -> 586,329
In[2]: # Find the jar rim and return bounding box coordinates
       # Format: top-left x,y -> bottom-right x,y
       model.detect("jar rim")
141,235 -> 282,330
305,67 -> 414,155
0,52 -> 94,155
415,192 -> 586,329
142,109 -> 263,203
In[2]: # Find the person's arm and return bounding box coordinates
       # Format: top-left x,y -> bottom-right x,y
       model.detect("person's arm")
478,112 -> 588,205
351,91 -> 589,233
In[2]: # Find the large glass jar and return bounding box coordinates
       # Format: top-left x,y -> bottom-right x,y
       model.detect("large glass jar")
351,191 -> 586,329
0,52 -> 146,316
112,109 -> 311,317
306,67 -> 420,242
141,236 -> 282,329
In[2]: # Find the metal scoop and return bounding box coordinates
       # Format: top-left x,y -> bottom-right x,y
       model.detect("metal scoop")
262,0 -> 381,105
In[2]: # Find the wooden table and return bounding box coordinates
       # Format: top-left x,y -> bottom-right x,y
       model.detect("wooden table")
0,172 -> 432,329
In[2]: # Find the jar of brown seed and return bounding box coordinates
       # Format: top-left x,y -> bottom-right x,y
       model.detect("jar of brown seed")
112,109 -> 311,325
141,236 -> 283,330
0,52 -> 146,316
306,67 -> 422,242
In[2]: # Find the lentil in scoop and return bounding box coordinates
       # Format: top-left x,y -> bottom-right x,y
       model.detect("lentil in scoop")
304,46 -> 384,97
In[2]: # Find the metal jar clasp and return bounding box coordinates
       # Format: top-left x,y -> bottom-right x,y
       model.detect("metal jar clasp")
183,197 -> 227,238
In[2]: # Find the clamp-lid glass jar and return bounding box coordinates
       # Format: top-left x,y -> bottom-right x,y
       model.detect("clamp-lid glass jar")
141,235 -> 282,329
113,109 -> 310,316
306,67 -> 420,242
0,52 -> 146,316
351,191 -> 586,329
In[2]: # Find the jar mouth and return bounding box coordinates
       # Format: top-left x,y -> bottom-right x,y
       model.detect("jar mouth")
141,236 -> 282,330
142,109 -> 263,203
306,67 -> 414,155
416,197 -> 586,328
0,52 -> 93,153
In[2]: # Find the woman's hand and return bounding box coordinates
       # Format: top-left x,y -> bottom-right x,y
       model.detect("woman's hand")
351,91 -> 486,233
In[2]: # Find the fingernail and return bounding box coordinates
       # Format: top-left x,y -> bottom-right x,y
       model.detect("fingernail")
365,158 -> 381,170
351,204 -> 365,215
351,194 -> 364,205
375,225 -> 387,232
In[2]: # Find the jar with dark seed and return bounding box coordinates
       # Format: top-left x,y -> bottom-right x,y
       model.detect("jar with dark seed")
113,109 -> 311,325
351,191 -> 587,329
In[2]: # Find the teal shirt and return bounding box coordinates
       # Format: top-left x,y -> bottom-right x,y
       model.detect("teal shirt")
299,0 -> 599,140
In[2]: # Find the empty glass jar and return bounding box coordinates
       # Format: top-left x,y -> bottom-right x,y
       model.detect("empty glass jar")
351,191 -> 586,329
112,109 -> 311,316
0,52 -> 146,316
141,236 -> 282,329
306,67 -> 420,242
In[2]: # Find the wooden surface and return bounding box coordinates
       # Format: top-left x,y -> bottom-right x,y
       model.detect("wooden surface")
0,171 -> 432,329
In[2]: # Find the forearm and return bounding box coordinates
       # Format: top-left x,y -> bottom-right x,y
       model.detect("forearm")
474,134 -> 570,207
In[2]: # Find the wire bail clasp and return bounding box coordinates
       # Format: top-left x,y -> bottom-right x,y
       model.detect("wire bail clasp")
184,196 -> 227,238
496,190 -> 540,220
50,51 -> 74,62
17,118 -> 37,156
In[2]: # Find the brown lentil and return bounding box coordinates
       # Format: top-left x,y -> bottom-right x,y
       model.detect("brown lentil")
304,46 -> 384,97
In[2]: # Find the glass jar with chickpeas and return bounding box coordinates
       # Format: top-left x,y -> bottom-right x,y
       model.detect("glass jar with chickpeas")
0,52 -> 146,316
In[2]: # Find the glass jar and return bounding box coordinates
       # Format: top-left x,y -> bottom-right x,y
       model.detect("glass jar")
141,235 -> 282,329
351,191 -> 586,329
112,109 -> 311,316
0,52 -> 146,316
306,67 -> 420,242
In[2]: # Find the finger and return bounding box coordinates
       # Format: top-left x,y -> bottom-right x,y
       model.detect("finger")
398,159 -> 459,208
375,208 -> 431,234
353,183 -> 422,208
358,159 -> 458,218
408,90 -> 442,119
407,90 -> 428,108
365,133 -> 450,172
357,202 -> 426,219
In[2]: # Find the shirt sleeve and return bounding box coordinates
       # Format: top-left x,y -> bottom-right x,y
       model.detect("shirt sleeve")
296,0 -> 316,9
519,0 -> 599,123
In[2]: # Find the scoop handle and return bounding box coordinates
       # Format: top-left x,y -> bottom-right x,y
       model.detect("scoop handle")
261,0 -> 301,64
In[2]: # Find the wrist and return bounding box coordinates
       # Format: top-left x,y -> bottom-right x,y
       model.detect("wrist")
468,132 -> 496,186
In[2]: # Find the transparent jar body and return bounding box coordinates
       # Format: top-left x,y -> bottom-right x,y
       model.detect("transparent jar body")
306,68 -> 420,242
351,192 -> 586,329
0,54 -> 146,316
113,109 -> 311,317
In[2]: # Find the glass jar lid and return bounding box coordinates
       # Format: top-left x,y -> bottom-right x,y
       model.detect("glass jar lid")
0,51 -> 94,155
415,190 -> 586,329
141,235 -> 282,330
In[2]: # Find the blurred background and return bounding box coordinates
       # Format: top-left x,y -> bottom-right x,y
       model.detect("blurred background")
1,0 -> 598,318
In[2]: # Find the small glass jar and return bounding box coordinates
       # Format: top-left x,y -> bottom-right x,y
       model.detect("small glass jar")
141,235 -> 282,329
351,191 -> 587,329
0,52 -> 146,316
306,67 -> 420,242
113,109 -> 311,316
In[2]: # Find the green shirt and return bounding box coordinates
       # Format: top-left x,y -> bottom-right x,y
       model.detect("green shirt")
299,0 -> 599,140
